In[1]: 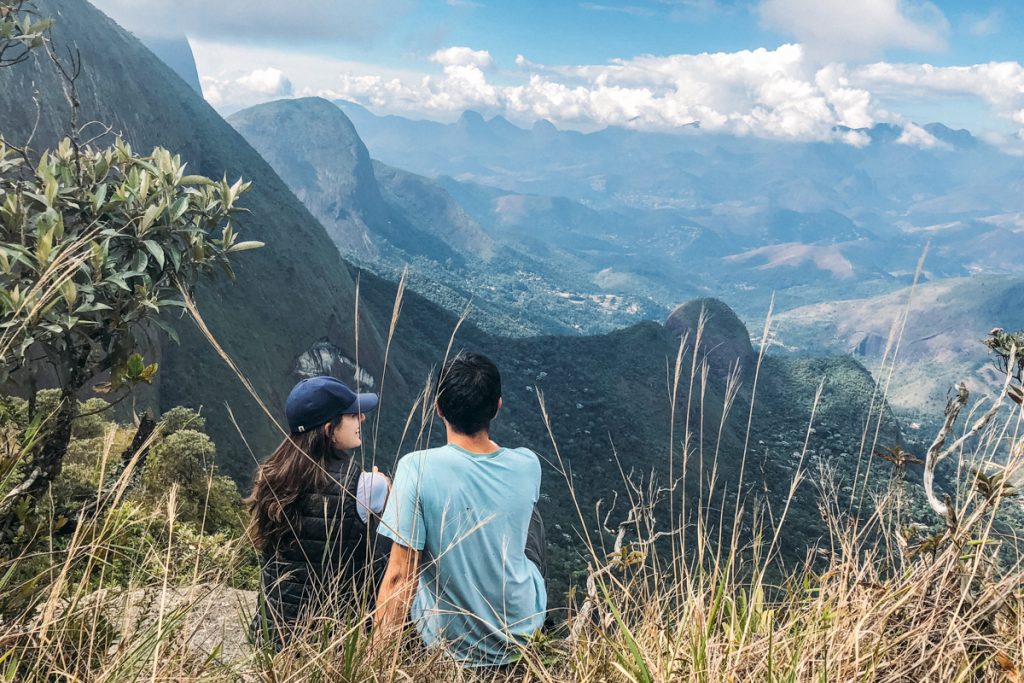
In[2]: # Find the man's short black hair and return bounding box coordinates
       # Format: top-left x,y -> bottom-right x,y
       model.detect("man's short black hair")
436,351 -> 502,435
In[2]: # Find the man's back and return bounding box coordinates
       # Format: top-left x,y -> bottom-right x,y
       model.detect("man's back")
379,443 -> 546,666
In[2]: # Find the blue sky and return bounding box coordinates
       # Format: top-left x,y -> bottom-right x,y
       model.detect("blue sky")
91,0 -> 1024,149
330,1 -> 1023,70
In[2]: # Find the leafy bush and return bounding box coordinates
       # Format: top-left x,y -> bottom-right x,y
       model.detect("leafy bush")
159,405 -> 206,435
141,427 -> 244,534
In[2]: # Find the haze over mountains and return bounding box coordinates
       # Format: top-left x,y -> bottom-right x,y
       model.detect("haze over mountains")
229,98 -> 662,336
776,275 -> 1024,413
333,98 -> 1024,321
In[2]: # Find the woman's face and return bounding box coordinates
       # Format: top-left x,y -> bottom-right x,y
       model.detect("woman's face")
329,413 -> 366,451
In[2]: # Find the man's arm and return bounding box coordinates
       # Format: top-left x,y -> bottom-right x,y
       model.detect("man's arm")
373,542 -> 420,642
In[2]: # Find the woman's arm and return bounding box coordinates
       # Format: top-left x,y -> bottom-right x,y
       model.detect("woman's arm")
373,542 -> 420,643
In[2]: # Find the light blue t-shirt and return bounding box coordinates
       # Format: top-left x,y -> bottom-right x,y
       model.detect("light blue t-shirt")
378,443 -> 547,667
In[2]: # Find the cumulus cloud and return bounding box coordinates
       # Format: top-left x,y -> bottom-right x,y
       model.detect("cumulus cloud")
758,0 -> 949,61
327,43 -> 885,143
849,60 -> 1024,145
189,38 -> 1024,150
188,39 -> 427,114
202,67 -> 293,110
91,0 -> 405,43
852,61 -> 1024,113
430,47 -> 494,69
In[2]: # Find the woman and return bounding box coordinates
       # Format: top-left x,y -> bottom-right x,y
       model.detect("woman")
248,375 -> 391,647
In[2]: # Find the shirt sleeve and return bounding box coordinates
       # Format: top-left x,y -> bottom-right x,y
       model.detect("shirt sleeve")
378,453 -> 427,550
529,448 -> 541,502
356,471 -> 390,524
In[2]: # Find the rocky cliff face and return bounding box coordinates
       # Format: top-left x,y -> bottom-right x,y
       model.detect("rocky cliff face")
229,97 -> 496,265
666,297 -> 756,381
228,98 -> 389,259
139,35 -> 203,95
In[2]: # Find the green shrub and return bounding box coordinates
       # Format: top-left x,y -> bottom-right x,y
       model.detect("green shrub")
140,428 -> 243,534
159,405 -> 207,436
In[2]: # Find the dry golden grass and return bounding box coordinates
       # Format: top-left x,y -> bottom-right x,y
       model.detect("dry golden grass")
1,405 -> 1022,683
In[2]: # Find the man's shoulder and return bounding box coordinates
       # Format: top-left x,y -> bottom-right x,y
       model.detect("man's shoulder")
504,446 -> 542,479
505,445 -> 540,462
395,445 -> 456,469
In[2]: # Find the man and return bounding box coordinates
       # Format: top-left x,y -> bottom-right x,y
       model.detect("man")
374,351 -> 547,667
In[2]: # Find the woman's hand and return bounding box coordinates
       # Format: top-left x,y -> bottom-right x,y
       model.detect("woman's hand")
372,465 -> 392,493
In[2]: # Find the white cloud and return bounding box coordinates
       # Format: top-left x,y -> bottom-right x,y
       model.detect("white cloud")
968,10 -> 1002,37
237,68 -> 294,96
329,43 -> 882,142
815,64 -> 875,129
188,38 -> 1024,150
896,122 -> 950,149
189,39 -> 426,114
580,3 -> 656,17
852,61 -> 1024,116
202,67 -> 293,109
758,0 -> 949,61
91,0 -> 406,43
430,47 -> 494,69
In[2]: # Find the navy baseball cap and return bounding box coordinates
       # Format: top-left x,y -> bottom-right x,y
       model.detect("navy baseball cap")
286,376 -> 378,434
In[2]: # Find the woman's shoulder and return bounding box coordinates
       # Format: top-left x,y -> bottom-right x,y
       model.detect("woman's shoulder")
295,457 -> 356,510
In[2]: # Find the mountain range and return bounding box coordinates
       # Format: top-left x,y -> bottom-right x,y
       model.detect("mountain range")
229,95 -> 1023,419
332,99 -> 1024,322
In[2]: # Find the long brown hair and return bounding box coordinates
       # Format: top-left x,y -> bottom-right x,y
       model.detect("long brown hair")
247,416 -> 341,552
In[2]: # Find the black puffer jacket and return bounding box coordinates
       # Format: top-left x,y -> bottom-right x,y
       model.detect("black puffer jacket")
251,452 -> 390,644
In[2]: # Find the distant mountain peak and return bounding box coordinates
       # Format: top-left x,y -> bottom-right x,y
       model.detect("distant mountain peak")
532,118 -> 557,133
665,298 -> 754,378
922,122 -> 978,149
457,110 -> 486,127
228,96 -> 388,257
831,121 -> 978,150
487,114 -> 522,133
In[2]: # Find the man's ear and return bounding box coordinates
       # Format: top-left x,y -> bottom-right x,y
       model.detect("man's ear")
494,397 -> 502,417
434,400 -> 444,420
322,422 -> 333,438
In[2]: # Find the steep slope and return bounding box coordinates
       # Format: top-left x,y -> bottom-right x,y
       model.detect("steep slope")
666,298 -> 755,381
371,161 -> 496,261
227,97 -> 390,258
230,97 -> 658,337
139,35 -> 202,95
228,98 -> 496,264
